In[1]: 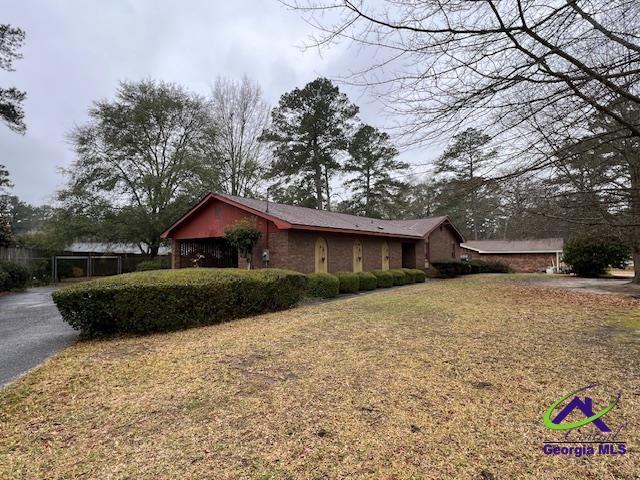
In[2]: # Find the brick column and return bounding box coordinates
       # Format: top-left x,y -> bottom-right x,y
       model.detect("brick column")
414,240 -> 427,269
171,239 -> 181,269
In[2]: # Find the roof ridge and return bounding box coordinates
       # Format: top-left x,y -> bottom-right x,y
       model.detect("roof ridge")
216,192 -> 444,225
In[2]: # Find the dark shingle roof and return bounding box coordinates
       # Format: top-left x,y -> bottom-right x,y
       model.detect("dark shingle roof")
217,193 -> 457,239
461,238 -> 564,253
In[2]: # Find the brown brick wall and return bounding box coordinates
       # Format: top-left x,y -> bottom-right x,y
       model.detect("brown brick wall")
461,248 -> 558,273
284,230 -> 405,274
427,225 -> 460,262
172,226 -> 458,274
413,240 -> 427,269
239,229 -> 289,269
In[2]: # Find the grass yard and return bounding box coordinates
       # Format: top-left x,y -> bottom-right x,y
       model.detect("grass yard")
1,274 -> 639,479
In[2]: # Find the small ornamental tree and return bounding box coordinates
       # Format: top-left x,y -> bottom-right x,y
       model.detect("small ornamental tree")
563,237 -> 630,277
224,218 -> 262,269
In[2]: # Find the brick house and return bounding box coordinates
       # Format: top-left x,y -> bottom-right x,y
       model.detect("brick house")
161,193 -> 465,273
460,238 -> 564,273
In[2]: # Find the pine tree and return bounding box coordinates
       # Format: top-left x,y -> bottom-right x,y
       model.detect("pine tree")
342,124 -> 408,218
434,128 -> 497,240
260,78 -> 359,210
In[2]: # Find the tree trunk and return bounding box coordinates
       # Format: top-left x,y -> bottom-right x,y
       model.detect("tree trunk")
149,242 -> 160,258
630,157 -> 640,283
324,168 -> 331,211
314,164 -> 323,210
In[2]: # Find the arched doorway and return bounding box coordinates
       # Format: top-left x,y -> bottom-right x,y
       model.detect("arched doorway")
353,240 -> 363,272
381,241 -> 390,270
315,237 -> 328,273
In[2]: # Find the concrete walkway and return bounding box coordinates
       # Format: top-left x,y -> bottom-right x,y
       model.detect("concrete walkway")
0,287 -> 78,387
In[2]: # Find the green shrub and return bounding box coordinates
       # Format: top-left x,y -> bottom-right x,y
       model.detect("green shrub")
467,260 -> 490,274
563,237 -> 630,277
431,261 -> 472,278
481,261 -> 512,273
0,261 -> 30,291
333,271 -> 360,293
136,259 -> 169,272
52,268 -> 307,336
0,268 -> 9,291
433,260 -> 511,277
356,271 -> 378,291
370,270 -> 394,288
400,268 -> 427,283
224,218 -> 262,269
405,268 -> 426,283
388,269 -> 410,286
306,272 -> 340,298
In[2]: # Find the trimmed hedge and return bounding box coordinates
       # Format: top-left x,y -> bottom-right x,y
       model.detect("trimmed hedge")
306,272 -> 340,298
403,268 -> 426,283
52,268 -> 307,336
432,260 -> 512,277
0,261 -> 30,292
136,259 -> 169,272
370,270 -> 394,288
356,271 -> 378,291
431,261 -> 471,277
468,260 -> 512,274
388,269 -> 410,286
334,271 -> 360,293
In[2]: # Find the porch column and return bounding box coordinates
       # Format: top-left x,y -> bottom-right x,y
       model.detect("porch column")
415,240 -> 427,269
171,239 -> 181,269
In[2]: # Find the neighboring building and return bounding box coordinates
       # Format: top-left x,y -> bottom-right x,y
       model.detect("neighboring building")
161,193 -> 465,273
65,242 -> 171,256
460,238 -> 564,273
60,242 -> 171,276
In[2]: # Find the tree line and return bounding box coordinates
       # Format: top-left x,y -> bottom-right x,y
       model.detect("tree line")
282,0 -> 640,282
2,4 -> 639,281
2,74 -> 621,257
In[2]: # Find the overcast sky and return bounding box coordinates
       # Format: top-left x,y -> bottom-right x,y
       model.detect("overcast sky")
1,0 -> 438,206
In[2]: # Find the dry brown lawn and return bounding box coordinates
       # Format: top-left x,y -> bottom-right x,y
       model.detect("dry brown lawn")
1,275 -> 639,479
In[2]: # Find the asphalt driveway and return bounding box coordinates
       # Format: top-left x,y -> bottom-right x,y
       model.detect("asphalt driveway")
0,287 -> 78,387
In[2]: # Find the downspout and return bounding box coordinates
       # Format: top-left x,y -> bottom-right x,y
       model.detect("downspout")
265,187 -> 270,251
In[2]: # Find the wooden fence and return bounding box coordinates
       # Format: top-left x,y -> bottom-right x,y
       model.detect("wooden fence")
0,245 -> 47,265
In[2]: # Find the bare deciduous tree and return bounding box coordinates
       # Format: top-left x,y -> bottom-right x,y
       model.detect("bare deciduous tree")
286,0 -> 640,280
210,76 -> 270,197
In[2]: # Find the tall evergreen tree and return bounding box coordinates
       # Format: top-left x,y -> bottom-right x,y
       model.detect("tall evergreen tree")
435,128 -> 498,240
342,124 -> 408,218
260,78 -> 358,210
0,24 -> 26,133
